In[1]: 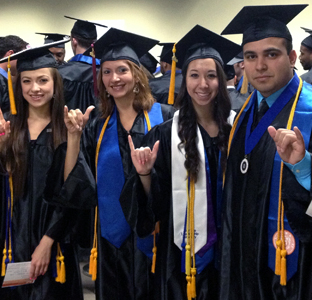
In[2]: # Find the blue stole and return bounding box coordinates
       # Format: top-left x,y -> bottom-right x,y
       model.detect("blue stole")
69,54 -> 101,66
97,103 -> 163,254
236,76 -> 244,92
232,73 -> 312,280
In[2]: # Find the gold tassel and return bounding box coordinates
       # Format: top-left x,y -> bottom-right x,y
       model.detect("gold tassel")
59,255 -> 66,284
280,249 -> 287,286
186,275 -> 192,300
240,71 -> 248,94
1,249 -> 6,276
91,250 -> 97,281
89,248 -> 95,275
191,267 -> 196,298
167,43 -> 177,105
7,57 -> 16,115
185,244 -> 191,276
275,239 -> 282,275
151,246 -> 157,273
55,255 -> 60,282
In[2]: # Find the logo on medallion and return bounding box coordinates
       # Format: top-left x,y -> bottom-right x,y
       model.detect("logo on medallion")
272,230 -> 296,255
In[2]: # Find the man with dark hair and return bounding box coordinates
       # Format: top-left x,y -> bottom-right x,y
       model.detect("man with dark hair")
57,16 -> 107,116
149,43 -> 183,105
0,35 -> 27,114
221,4 -> 312,299
299,27 -> 312,84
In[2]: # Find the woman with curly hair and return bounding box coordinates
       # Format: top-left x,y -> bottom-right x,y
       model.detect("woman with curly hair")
125,25 -> 241,300
63,28 -> 175,300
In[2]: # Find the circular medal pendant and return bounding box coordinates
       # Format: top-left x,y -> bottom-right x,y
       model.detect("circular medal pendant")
272,230 -> 296,255
240,157 -> 249,174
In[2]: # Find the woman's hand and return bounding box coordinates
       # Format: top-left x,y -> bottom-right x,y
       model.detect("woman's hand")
128,135 -> 159,175
0,109 -> 10,142
29,235 -> 54,279
64,105 -> 95,135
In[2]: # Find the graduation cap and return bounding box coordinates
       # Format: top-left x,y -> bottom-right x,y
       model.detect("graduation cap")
36,32 -> 69,48
0,39 -> 69,114
139,52 -> 159,74
175,25 -> 241,70
158,42 -> 175,64
221,4 -> 308,46
65,15 -> 107,40
227,51 -> 244,65
301,27 -> 312,50
86,27 -> 159,66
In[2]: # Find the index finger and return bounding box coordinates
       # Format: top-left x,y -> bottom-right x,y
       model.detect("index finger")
128,135 -> 135,151
293,126 -> 305,146
0,108 -> 4,122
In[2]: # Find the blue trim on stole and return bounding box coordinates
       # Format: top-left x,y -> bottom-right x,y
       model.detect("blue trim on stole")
97,103 -> 163,254
69,54 -> 101,66
232,74 -> 312,280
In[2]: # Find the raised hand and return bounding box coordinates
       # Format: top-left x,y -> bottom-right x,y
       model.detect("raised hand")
128,135 -> 159,176
0,109 -> 10,142
268,126 -> 306,165
64,105 -> 95,135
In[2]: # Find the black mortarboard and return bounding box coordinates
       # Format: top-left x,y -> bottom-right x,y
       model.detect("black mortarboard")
139,52 -> 158,74
301,27 -> 312,50
86,27 -> 159,66
159,42 -> 175,62
221,5 -> 308,46
65,15 -> 107,40
227,51 -> 243,65
224,65 -> 235,81
36,33 -> 69,48
0,39 -> 70,72
175,25 -> 241,71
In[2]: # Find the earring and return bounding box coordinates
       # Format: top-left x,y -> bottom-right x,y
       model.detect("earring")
106,90 -> 110,98
133,84 -> 139,95
52,94 -> 55,99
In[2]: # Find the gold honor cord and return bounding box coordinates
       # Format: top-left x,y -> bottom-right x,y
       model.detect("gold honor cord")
185,177 -> 196,300
1,175 -> 14,276
7,56 -> 17,115
168,43 -> 177,105
226,78 -> 303,286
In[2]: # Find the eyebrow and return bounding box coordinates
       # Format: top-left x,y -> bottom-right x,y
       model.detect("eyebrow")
244,47 -> 282,56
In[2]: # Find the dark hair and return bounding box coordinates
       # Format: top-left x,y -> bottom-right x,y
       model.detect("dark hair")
283,38 -> 293,55
175,58 -> 231,182
0,68 -> 67,200
71,33 -> 95,50
0,35 -> 28,58
97,60 -> 154,119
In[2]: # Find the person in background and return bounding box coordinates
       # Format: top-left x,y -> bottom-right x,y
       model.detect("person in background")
299,27 -> 312,84
0,35 -> 27,114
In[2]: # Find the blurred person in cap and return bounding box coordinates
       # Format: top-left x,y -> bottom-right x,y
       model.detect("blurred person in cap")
0,35 -> 27,114
224,64 -> 248,113
299,27 -> 312,84
0,41 -> 96,300
36,33 -> 69,65
57,16 -> 107,119
48,27 -> 175,299
221,4 -> 312,299
124,24 -> 241,300
139,52 -> 158,79
149,43 -> 183,105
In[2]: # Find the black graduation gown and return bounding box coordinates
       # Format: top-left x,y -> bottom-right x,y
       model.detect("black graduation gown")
0,73 -> 9,114
81,104 -> 175,300
58,61 -> 100,118
149,72 -> 183,104
120,119 -> 220,300
220,95 -> 312,300
227,87 -> 248,113
0,124 -> 95,300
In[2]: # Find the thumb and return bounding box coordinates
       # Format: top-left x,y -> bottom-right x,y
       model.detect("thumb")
151,140 -> 159,158
83,106 -> 95,122
267,126 -> 277,140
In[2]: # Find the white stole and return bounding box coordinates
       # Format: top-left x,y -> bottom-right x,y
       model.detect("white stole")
171,110 -> 208,254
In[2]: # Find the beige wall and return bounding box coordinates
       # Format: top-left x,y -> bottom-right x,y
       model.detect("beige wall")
1,0 -> 311,74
